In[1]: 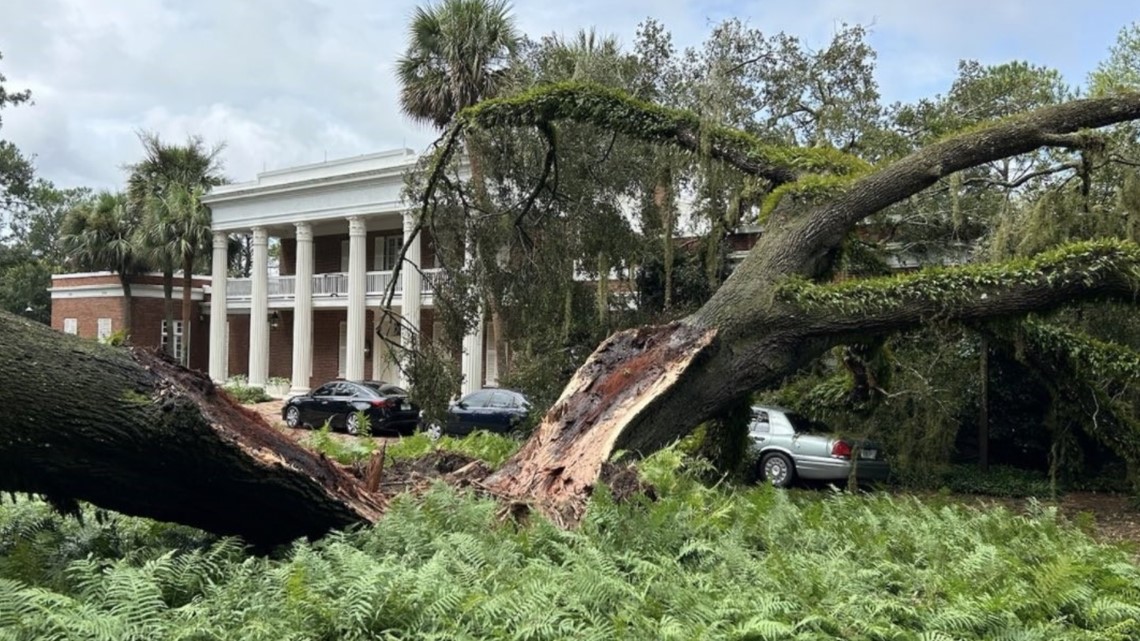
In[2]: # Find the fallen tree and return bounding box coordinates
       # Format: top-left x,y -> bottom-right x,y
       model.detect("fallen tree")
0,313 -> 383,545
457,85 -> 1140,522
3,86 -> 1140,539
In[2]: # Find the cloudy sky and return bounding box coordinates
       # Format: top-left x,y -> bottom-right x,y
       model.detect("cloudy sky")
0,0 -> 1133,191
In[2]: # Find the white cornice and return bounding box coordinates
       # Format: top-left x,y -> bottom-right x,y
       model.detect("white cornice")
202,165 -> 413,205
50,283 -> 205,301
51,271 -> 210,281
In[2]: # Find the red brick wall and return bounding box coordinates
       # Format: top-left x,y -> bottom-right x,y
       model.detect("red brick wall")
226,309 -> 384,388
51,293 -> 209,371
227,313 -> 249,378
280,230 -> 434,276
314,235 -> 344,274
279,239 -> 295,276
52,297 -> 124,339
269,311 -> 293,380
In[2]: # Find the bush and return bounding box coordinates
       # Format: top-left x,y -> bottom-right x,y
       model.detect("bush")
221,376 -> 271,404
894,463 -> 1057,498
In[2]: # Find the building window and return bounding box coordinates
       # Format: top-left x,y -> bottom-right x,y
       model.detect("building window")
162,320 -> 185,362
63,318 -> 78,335
96,318 -> 112,342
340,240 -> 349,272
375,234 -> 402,271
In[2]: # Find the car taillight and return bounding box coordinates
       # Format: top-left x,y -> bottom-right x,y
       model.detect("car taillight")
831,440 -> 852,459
370,398 -> 392,408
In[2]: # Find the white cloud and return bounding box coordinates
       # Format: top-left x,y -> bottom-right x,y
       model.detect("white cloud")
0,0 -> 1130,191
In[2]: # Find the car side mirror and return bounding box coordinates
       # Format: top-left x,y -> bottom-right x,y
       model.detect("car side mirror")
457,401 -> 468,409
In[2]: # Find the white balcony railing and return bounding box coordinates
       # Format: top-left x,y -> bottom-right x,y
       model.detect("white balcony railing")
225,269 -> 442,303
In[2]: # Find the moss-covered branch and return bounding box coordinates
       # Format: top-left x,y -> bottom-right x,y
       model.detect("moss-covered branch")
796,91 -> 1140,257
780,240 -> 1140,332
457,82 -> 868,184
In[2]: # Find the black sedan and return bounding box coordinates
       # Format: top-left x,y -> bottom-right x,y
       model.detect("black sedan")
282,380 -> 420,435
445,388 -> 531,436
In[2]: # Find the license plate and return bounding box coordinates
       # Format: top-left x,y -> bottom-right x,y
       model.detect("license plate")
860,449 -> 877,460
401,402 -> 411,411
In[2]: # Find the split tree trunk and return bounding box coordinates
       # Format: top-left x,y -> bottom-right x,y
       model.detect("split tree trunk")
182,255 -> 195,366
0,311 -> 382,546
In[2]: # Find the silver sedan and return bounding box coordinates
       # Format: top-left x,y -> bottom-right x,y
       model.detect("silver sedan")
749,405 -> 889,487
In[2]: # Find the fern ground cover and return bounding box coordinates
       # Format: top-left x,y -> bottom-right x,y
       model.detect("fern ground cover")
2,450 -> 1139,640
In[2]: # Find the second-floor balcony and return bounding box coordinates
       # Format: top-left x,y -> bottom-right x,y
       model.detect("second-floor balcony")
223,268 -> 443,307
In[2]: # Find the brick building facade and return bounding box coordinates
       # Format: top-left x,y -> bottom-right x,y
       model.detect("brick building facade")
51,273 -> 211,371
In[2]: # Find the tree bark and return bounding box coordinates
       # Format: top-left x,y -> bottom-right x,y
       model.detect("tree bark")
979,335 -> 990,472
0,311 -> 383,545
162,266 -> 175,357
118,273 -> 133,336
182,255 -> 195,367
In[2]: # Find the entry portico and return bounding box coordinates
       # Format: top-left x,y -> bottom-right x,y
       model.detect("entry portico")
203,149 -> 491,396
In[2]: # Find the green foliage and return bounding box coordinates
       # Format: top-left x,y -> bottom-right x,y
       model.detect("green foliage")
3,464 -> 1140,640
403,338 -> 464,428
778,239 -> 1140,316
460,81 -> 870,178
759,174 -> 856,221
305,427 -> 520,468
220,376 -> 271,405
896,464 -> 1056,498
307,423 -> 379,465
387,430 -> 520,469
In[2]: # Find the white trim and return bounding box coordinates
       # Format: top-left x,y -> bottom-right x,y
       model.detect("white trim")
51,271 -> 210,281
50,284 -> 205,301
209,200 -> 407,233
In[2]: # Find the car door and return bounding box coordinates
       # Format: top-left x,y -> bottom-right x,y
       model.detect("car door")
448,390 -> 492,435
327,382 -> 358,428
748,409 -> 772,449
484,391 -> 517,432
307,384 -> 339,426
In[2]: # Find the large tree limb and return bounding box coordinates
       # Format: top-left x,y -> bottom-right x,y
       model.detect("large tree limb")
455,82 -> 868,184
780,240 -> 1140,340
795,93 -> 1140,258
0,312 -> 384,546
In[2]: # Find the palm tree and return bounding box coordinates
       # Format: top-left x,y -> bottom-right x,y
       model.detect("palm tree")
397,0 -> 519,377
60,192 -> 147,335
396,0 -> 519,129
127,132 -> 225,365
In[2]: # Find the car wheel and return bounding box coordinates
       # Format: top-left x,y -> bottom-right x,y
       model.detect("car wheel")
345,413 -> 360,436
284,406 -> 302,429
760,453 -> 795,488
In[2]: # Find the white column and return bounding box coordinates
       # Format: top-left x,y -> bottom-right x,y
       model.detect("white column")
461,317 -> 484,395
399,212 -> 422,388
290,222 -> 314,395
371,315 -> 382,381
345,216 -> 367,382
400,212 -> 422,337
248,226 -> 270,387
208,231 -> 229,382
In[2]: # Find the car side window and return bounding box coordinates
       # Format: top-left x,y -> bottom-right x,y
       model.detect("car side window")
333,383 -> 357,397
461,390 -> 493,408
312,384 -> 336,397
487,392 -> 513,408
749,409 -> 771,435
